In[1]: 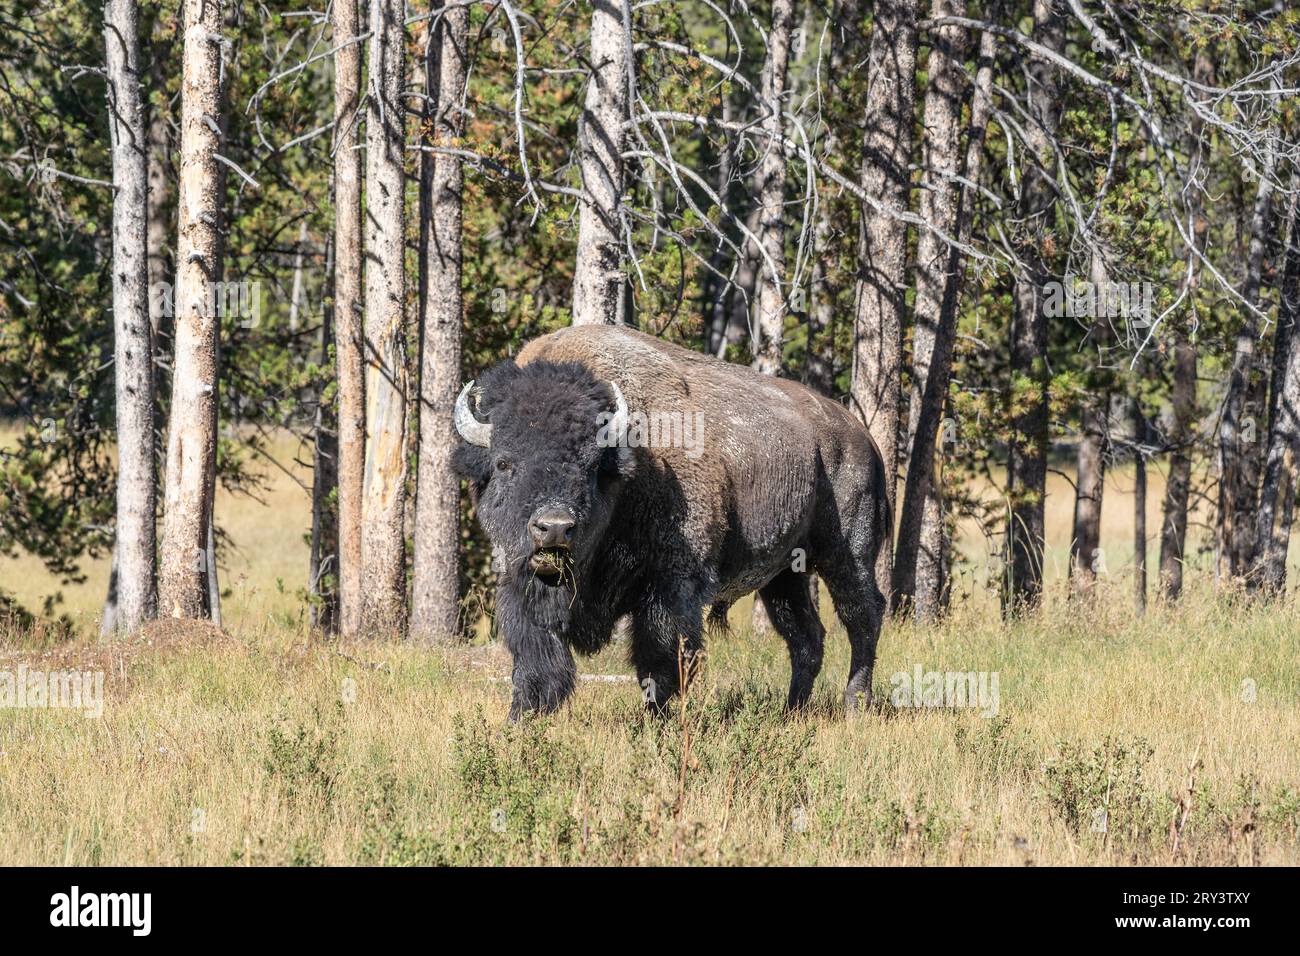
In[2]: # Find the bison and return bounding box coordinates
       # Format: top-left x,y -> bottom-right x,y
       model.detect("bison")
453,324 -> 891,719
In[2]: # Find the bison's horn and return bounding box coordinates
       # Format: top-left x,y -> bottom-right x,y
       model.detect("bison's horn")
454,380 -> 492,447
608,380 -> 629,445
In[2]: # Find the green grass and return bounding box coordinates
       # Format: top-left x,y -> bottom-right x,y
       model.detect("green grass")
1,584 -> 1296,866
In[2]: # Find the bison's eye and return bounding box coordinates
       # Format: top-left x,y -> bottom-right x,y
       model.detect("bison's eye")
494,457 -> 513,473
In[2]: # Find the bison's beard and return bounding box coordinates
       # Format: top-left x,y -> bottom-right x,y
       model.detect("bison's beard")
500,547 -> 587,633
519,574 -> 577,631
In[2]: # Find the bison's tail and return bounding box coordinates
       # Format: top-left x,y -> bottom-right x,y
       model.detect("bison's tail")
869,436 -> 895,568
880,476 -> 895,567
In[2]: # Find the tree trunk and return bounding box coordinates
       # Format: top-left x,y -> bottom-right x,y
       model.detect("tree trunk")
1158,331 -> 1197,599
288,219 -> 307,330
702,90 -> 736,356
310,239 -> 339,633
747,0 -> 797,634
1068,253 -> 1114,598
571,0 -> 630,326
893,0 -> 991,620
1133,398 -> 1148,615
100,542 -> 120,637
359,0 -> 410,635
723,203 -> 764,356
104,0 -> 157,634
1250,188 -> 1300,595
1158,52 -> 1210,601
1003,0 -> 1062,615
158,0 -> 227,621
205,518 -> 221,626
412,3 -> 469,642
1216,148 -> 1277,584
1266,190 -> 1300,444
751,0 -> 794,375
144,60 -> 172,346
851,0 -> 918,607
332,0 -> 365,636
1069,400 -> 1107,595
805,0 -> 859,396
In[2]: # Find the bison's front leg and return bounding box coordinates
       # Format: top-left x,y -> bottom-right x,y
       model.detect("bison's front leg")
503,617 -> 577,721
630,590 -> 704,714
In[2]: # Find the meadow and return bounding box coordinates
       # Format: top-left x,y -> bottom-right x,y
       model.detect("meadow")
0,434 -> 1297,865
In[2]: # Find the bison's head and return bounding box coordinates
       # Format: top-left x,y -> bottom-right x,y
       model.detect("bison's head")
453,360 -> 634,601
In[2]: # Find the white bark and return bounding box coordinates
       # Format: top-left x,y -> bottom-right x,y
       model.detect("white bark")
159,0 -> 227,620
748,0 -> 798,635
751,0 -> 795,375
333,0 -> 365,636
571,0 -> 630,326
360,0 -> 409,634
104,0 -> 157,633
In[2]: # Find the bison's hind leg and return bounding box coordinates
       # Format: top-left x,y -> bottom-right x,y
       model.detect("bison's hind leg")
757,570 -> 826,710
818,556 -> 885,713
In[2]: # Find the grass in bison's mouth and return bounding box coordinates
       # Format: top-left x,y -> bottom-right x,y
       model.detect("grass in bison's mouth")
528,548 -> 573,585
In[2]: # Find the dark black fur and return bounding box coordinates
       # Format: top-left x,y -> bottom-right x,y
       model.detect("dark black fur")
454,361 -> 638,718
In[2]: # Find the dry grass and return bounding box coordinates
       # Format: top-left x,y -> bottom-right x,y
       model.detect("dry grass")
1,435 -> 1297,865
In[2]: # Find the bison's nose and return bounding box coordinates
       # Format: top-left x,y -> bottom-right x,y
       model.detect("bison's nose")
530,511 -> 575,550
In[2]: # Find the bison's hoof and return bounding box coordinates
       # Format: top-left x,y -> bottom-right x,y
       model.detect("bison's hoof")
508,674 -> 574,721
843,687 -> 872,714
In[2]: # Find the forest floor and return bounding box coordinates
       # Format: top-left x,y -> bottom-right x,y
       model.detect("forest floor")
0,432 -> 1297,865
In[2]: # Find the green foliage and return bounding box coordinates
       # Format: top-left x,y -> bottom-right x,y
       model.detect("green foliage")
262,706 -> 342,807
1041,735 -> 1160,848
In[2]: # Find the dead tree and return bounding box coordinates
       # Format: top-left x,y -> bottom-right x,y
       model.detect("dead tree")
103,0 -> 157,633
748,0 -> 797,634
806,0 -> 861,395
571,0 -> 630,326
412,3 -> 470,641
1216,149 -> 1278,585
310,238 -> 339,632
1250,186 -> 1300,595
1133,396 -> 1148,614
359,0 -> 409,635
851,0 -> 918,607
1158,328 -> 1198,599
1158,50 -> 1213,601
332,0 -> 365,636
893,0 -> 994,620
751,0 -> 794,374
1069,254 -> 1114,598
159,0 -> 228,621
1070,402 -> 1108,595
